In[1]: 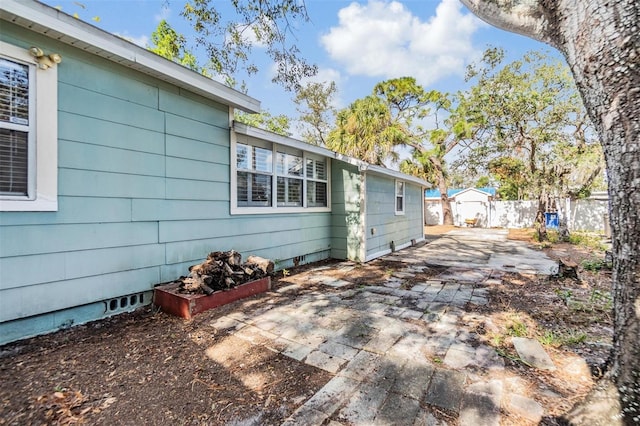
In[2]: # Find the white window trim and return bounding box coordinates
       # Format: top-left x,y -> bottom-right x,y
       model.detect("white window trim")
395,179 -> 405,216
0,41 -> 58,211
230,133 -> 331,215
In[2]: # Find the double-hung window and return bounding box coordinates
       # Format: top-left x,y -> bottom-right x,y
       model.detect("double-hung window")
276,148 -> 303,207
236,141 -> 273,207
306,155 -> 327,207
0,55 -> 32,197
0,41 -> 58,211
232,135 -> 330,214
395,180 -> 405,215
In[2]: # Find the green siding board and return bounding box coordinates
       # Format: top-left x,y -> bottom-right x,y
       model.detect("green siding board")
66,245 -> 164,282
0,267 -> 160,322
58,83 -> 165,132
0,301 -> 116,346
364,176 -> 424,257
159,214 -> 331,243
0,245 -> 163,290
59,56 -> 159,108
0,197 -> 132,226
330,161 -> 363,262
0,222 -> 158,257
166,134 -> 229,162
165,113 -> 228,144
165,179 -> 229,201
166,157 -> 229,182
164,226 -> 331,264
159,89 -> 229,127
160,261 -> 198,283
132,200 -> 227,222
59,169 -> 166,199
0,253 -> 67,290
59,112 -> 165,155
59,140 -> 166,177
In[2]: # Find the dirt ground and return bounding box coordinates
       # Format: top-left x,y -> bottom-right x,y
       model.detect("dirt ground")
0,227 -> 613,425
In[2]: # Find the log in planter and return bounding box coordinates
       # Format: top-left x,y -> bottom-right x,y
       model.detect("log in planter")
153,276 -> 271,319
153,250 -> 274,319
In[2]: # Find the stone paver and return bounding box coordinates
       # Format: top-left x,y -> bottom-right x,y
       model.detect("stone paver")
512,337 -> 557,370
423,368 -> 467,413
305,350 -> 348,374
459,380 -> 503,426
337,380 -> 391,424
376,391 -> 422,425
508,394 -> 545,422
209,228 -> 561,425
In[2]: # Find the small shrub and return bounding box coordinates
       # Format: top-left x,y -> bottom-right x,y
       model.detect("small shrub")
538,329 -> 588,347
582,258 -> 606,271
539,330 -> 561,347
507,320 -> 528,337
555,288 -> 573,304
589,289 -> 613,311
569,231 -> 607,251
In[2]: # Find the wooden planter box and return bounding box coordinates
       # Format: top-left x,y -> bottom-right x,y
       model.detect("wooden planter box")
153,277 -> 271,319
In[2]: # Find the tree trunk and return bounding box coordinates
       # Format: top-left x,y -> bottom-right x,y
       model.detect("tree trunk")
459,1 -> 639,423
430,155 -> 454,225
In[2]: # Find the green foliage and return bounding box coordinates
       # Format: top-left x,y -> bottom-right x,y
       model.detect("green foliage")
589,289 -> 612,310
569,231 -> 607,251
181,0 -> 316,90
326,95 -> 405,165
149,20 -> 202,73
535,229 -> 559,243
507,319 -> 528,337
328,76 -> 458,223
235,110 -> 291,136
538,329 -> 587,347
488,157 -> 528,200
293,81 -> 337,145
582,258 -> 607,271
555,288 -> 574,304
453,47 -> 605,203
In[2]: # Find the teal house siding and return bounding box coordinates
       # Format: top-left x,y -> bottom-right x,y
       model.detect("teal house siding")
330,162 -> 364,262
364,174 -> 425,261
0,1 -> 429,344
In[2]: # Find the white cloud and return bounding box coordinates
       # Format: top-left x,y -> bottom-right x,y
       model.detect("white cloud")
320,0 -> 483,86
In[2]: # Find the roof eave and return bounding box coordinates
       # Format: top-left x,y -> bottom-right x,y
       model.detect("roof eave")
233,122 -> 432,188
0,0 -> 261,113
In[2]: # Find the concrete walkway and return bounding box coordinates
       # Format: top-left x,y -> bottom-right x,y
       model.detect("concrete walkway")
209,229 -> 558,425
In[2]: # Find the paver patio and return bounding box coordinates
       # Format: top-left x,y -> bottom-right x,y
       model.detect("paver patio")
210,229 -> 559,425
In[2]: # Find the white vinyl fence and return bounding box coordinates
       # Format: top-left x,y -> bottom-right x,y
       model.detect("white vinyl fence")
425,198 -> 610,232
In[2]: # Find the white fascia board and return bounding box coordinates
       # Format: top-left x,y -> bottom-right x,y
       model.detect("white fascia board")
451,187 -> 490,199
0,0 -> 260,113
233,122 -> 367,168
366,164 -> 432,188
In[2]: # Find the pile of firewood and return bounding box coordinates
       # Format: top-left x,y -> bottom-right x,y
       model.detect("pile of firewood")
176,250 -> 274,295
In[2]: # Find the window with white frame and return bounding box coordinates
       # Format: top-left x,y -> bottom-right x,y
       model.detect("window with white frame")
236,140 -> 273,207
276,148 -> 303,207
0,41 -> 58,211
232,138 -> 330,213
395,180 -> 405,215
306,155 -> 327,207
0,56 -> 32,197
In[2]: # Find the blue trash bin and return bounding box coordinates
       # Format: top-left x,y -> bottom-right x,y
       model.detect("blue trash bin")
545,212 -> 559,229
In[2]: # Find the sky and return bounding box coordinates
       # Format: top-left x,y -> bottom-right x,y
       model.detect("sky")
44,0 -> 561,131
